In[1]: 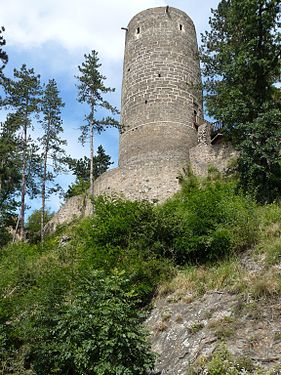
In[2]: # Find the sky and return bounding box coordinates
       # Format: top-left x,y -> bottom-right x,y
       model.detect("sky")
1,0 -> 220,213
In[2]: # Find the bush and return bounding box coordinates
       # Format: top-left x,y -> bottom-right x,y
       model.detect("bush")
188,344 -> 256,374
0,177 -> 260,373
160,176 -> 257,264
73,196 -> 174,302
31,271 -> 155,375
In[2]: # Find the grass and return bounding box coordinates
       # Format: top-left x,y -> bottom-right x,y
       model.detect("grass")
158,202 -> 281,302
255,203 -> 281,265
158,259 -> 247,299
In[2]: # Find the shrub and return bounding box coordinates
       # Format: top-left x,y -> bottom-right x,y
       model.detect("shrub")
31,271 -> 156,375
160,176 -> 257,264
188,345 -> 256,374
73,196 -> 174,302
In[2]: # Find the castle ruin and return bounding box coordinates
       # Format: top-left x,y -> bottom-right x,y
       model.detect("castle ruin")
94,6 -> 234,202
47,7 -> 235,230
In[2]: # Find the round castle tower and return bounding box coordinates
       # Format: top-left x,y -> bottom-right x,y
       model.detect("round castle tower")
94,7 -> 203,202
119,6 -> 202,169
46,7 -> 234,231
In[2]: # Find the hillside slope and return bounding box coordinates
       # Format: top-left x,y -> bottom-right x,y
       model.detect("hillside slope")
147,254 -> 281,374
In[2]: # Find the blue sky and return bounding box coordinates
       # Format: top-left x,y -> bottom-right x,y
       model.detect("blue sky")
1,0 -> 220,213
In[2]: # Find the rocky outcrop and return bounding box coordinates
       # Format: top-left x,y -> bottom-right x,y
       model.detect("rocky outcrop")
146,255 -> 281,374
146,292 -> 281,374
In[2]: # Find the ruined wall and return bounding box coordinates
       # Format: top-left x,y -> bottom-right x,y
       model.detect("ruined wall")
189,141 -> 237,177
45,195 -> 92,233
94,162 -> 183,203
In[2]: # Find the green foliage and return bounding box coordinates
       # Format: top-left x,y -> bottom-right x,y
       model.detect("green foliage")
205,346 -> 254,374
0,239 -> 156,374
187,344 -> 271,374
65,145 -> 113,198
236,110 -> 281,203
255,202 -> 281,265
0,115 -> 21,247
65,177 -> 90,198
201,0 -> 281,202
0,175 -> 263,373
76,50 -> 119,194
38,78 -> 66,241
0,26 -> 8,77
2,64 -> 42,239
31,271 -> 155,375
73,196 -> 174,301
160,176 -> 257,264
201,0 -> 281,129
26,209 -> 54,243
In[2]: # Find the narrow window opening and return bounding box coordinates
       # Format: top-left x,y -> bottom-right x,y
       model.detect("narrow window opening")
158,73 -> 161,77
179,24 -> 183,31
145,100 -> 148,104
136,27 -> 140,34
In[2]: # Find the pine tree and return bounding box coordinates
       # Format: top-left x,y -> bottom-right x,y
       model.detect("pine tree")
201,0 -> 281,202
76,50 -> 119,196
0,116 -> 21,246
38,79 -> 66,242
3,65 -> 41,239
65,145 -> 113,198
0,26 -> 8,78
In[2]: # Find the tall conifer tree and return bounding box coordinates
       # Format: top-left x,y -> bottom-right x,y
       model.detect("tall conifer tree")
38,79 -> 66,242
76,50 -> 119,196
3,65 -> 41,239
201,0 -> 281,202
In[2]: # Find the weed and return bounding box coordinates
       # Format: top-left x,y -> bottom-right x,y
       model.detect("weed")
188,322 -> 204,334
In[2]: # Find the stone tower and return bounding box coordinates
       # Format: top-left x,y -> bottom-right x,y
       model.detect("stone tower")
93,6 -> 204,203
119,6 -> 202,170
46,7 -> 235,231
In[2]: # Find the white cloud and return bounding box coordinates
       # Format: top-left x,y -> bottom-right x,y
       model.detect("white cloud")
2,1 -> 221,60
2,0 -> 168,61
2,0 -> 220,88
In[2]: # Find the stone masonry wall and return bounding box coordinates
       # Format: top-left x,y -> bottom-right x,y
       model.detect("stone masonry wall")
94,161 -> 186,203
189,141 -> 237,177
45,195 -> 92,233
119,6 -> 202,169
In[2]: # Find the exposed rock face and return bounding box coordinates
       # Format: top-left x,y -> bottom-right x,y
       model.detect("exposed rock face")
146,292 -> 281,374
145,256 -> 281,375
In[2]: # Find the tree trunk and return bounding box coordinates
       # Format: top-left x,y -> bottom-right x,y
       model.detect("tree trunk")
19,121 -> 27,241
41,150 -> 48,243
90,106 -> 94,196
41,119 -> 51,243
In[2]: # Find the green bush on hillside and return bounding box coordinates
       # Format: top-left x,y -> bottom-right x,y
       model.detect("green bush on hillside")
0,175 -> 259,373
0,242 -> 156,374
160,176 -> 257,264
72,196 -> 174,302
31,271 -> 155,375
